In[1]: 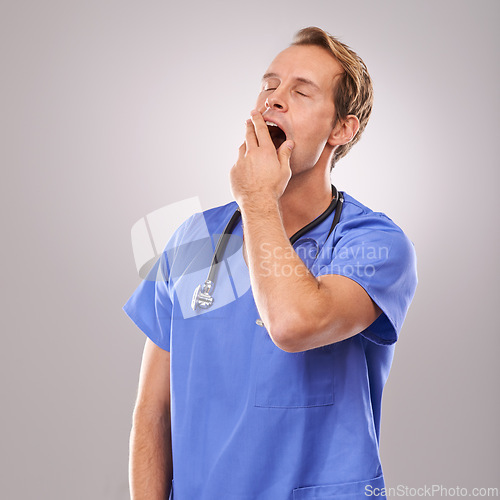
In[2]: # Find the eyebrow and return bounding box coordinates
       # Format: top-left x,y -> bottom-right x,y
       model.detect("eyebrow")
262,72 -> 321,91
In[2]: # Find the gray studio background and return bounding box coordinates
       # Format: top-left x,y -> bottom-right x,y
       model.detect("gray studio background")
1,0 -> 499,498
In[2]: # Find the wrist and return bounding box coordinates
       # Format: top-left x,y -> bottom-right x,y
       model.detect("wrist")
238,192 -> 280,214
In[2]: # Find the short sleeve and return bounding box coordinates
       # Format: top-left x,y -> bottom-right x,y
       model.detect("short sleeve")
316,215 -> 418,345
122,214 -> 196,351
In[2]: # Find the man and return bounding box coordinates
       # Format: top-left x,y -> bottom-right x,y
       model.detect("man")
124,27 -> 417,499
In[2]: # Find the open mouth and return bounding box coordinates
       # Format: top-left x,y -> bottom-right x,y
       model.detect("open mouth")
266,122 -> 287,149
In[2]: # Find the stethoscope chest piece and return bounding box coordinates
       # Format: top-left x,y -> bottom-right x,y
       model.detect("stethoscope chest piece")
191,280 -> 215,310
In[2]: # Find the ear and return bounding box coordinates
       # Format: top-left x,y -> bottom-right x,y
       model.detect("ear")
327,115 -> 360,147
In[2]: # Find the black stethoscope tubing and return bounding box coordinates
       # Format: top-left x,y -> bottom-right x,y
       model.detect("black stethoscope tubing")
191,185 -> 344,310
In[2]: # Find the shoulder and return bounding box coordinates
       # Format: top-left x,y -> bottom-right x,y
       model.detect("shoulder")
338,192 -> 414,246
195,200 -> 238,231
333,192 -> 417,272
340,192 -> 404,233
167,200 -> 238,248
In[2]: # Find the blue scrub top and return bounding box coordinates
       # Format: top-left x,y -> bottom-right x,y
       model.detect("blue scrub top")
123,192 -> 418,500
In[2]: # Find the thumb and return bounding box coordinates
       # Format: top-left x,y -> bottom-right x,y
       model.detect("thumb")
278,140 -> 294,165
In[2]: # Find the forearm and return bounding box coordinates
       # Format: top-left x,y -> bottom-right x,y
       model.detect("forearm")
241,197 -> 321,345
129,410 -> 172,500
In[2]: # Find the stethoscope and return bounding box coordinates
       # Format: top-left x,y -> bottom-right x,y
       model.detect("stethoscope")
191,185 -> 344,311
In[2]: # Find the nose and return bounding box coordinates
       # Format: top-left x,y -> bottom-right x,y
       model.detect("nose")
265,90 -> 287,112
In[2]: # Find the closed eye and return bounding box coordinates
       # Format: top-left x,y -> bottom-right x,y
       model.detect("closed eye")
296,91 -> 308,97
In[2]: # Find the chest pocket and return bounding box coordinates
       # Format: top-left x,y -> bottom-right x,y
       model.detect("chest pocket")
254,330 -> 335,408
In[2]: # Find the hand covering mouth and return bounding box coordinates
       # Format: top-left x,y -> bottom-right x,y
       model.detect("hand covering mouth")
266,121 -> 287,149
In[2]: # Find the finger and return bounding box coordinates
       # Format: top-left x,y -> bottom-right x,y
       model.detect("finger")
238,142 -> 246,160
250,110 -> 274,148
277,140 -> 294,167
245,118 -> 258,150
258,104 -> 269,116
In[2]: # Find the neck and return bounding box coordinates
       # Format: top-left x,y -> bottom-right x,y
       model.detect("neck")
279,166 -> 333,239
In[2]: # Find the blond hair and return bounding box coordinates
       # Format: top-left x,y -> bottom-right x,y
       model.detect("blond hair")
293,27 -> 373,169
